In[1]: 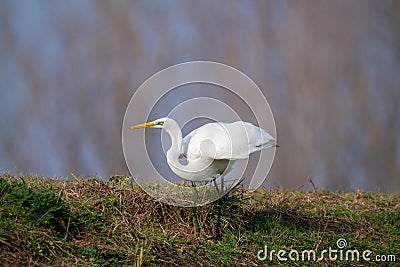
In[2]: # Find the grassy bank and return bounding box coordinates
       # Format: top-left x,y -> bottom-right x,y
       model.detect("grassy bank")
0,174 -> 398,266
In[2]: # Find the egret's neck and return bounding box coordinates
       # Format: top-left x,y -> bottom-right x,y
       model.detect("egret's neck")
162,118 -> 215,181
163,119 -> 182,156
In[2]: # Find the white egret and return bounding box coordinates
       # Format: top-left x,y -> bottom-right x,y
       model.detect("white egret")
130,118 -> 277,184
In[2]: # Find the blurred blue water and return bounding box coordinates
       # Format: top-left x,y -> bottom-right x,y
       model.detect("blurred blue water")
0,0 -> 399,192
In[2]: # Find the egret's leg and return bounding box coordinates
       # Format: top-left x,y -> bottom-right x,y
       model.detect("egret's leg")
205,174 -> 218,186
191,181 -> 200,203
190,181 -> 201,235
213,176 -> 245,241
221,175 -> 224,195
214,174 -> 225,241
211,174 -> 222,197
214,192 -> 228,241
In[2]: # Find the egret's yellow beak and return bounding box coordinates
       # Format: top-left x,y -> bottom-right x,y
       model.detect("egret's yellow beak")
130,122 -> 156,130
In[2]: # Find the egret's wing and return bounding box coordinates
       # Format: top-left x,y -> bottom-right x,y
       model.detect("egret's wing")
185,121 -> 276,161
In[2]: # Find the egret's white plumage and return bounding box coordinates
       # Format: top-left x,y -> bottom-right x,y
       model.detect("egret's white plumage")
130,118 -> 276,182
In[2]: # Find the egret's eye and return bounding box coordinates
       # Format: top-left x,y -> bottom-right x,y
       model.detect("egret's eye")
156,121 -> 164,126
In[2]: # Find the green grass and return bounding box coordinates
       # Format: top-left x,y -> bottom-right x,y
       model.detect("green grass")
0,174 -> 398,266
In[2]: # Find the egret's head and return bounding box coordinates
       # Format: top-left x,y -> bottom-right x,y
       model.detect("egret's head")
130,117 -> 168,130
